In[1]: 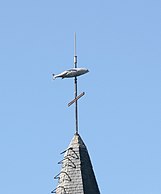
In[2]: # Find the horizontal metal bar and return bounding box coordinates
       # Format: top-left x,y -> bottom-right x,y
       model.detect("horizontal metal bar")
68,92 -> 85,107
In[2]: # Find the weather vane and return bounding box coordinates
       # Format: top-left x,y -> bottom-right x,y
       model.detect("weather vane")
52,33 -> 89,134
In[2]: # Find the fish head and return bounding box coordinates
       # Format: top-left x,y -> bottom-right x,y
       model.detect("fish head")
83,68 -> 89,74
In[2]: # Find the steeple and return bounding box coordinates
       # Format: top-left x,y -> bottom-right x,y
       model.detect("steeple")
52,133 -> 100,194
51,34 -> 100,193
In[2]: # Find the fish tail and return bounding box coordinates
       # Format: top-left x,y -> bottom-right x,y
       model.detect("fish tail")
52,74 -> 56,80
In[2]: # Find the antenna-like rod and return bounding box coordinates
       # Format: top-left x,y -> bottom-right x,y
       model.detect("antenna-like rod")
74,32 -> 78,134
74,32 -> 77,58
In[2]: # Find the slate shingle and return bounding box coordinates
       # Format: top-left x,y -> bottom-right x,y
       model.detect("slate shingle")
55,133 -> 100,194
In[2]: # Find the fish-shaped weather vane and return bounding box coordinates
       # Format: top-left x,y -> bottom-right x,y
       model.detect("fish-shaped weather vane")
52,68 -> 89,79
52,33 -> 89,134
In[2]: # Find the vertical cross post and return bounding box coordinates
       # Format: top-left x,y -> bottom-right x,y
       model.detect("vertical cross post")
74,33 -> 78,134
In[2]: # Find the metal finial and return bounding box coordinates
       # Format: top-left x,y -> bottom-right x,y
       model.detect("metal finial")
52,33 -> 88,134
66,33 -> 86,134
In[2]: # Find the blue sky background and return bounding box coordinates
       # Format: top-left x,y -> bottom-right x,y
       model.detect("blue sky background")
0,0 -> 161,193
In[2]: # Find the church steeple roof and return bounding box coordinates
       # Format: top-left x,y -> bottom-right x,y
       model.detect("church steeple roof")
51,34 -> 100,193
53,133 -> 100,194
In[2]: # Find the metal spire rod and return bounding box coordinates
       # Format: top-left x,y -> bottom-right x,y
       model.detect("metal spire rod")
67,33 -> 86,134
53,33 -> 88,135
74,32 -> 78,134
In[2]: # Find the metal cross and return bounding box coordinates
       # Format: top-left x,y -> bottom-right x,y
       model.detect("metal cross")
68,33 -> 85,134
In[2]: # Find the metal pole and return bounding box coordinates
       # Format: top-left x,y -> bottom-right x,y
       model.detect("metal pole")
74,32 -> 78,134
74,77 -> 78,134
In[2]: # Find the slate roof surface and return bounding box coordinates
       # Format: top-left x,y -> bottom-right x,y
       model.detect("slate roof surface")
55,133 -> 100,194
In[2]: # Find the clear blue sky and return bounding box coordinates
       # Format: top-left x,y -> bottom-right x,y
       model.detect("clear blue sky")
0,0 -> 160,193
